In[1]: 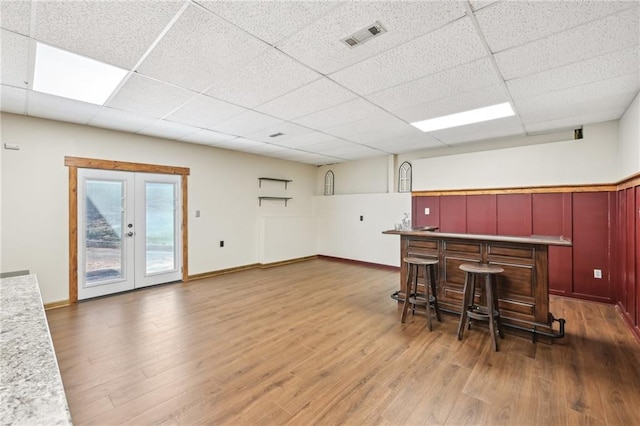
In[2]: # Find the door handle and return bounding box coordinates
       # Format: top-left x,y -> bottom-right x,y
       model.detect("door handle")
127,231 -> 134,237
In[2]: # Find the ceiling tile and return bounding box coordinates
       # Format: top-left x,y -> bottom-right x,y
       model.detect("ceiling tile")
278,1 -> 466,75
469,1 -> 498,12
246,122 -> 314,144
515,73 -> 640,124
1,0 -> 31,35
367,57 -> 498,112
27,91 -> 101,125
429,116 -> 525,145
178,129 -> 237,145
106,74 -> 195,119
330,18 -> 487,95
323,113 -> 410,139
137,3 -> 269,92
495,8 -> 640,80
197,0 -> 342,46
208,110 -> 284,136
276,150 -> 344,165
205,49 -> 321,109
33,1 -> 185,69
216,137 -> 263,150
138,119 -> 198,140
256,77 -> 357,120
270,131 -> 340,149
394,84 -> 509,123
89,107 -> 157,134
1,85 -> 27,114
293,98 -> 391,130
507,46 -> 640,100
165,94 -> 247,129
475,1 -> 635,53
1,30 -> 30,88
240,142 -> 294,156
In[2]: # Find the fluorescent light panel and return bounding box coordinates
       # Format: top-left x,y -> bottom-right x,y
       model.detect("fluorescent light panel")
33,43 -> 127,105
411,102 -> 515,132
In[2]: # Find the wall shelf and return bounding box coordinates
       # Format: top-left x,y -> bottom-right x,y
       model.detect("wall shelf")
259,196 -> 292,207
258,177 -> 292,189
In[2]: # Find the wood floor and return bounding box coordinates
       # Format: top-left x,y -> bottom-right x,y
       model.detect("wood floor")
46,258 -> 640,425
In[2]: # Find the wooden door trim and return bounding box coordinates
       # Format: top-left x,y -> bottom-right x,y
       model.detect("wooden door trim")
66,156 -> 190,303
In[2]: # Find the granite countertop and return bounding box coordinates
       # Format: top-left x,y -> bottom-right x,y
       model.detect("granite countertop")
382,229 -> 572,246
0,274 -> 72,425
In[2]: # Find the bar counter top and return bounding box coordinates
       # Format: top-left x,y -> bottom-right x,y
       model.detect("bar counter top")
0,274 -> 72,425
383,229 -> 572,246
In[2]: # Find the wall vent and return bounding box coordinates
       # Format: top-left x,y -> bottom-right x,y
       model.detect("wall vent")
341,21 -> 387,49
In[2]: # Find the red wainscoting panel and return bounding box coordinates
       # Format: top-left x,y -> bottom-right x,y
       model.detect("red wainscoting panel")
623,188 -> 636,322
634,187 -> 639,327
440,196 -> 467,233
615,191 -> 627,306
466,194 -> 497,235
413,196 -> 440,228
572,192 -> 613,302
497,194 -> 532,236
532,193 -> 573,295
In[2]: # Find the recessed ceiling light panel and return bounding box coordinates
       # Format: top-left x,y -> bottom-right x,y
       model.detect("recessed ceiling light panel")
33,43 -> 128,105
341,21 -> 387,49
410,103 -> 515,133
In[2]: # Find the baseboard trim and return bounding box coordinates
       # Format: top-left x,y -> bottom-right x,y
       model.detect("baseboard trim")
188,255 -> 321,281
616,302 -> 640,344
44,300 -> 70,310
318,255 -> 400,271
259,255 -> 318,269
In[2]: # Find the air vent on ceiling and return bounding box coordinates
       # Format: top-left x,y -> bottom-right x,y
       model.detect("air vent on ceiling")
341,21 -> 387,49
269,132 -> 285,138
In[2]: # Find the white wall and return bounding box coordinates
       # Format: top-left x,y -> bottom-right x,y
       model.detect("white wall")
314,193 -> 411,267
257,216 -> 316,264
0,113 -> 317,303
617,93 -> 640,179
316,156 -> 390,194
412,121 -> 619,191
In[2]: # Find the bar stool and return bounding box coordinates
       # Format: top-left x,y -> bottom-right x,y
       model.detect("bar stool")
401,257 -> 441,331
457,263 -> 504,351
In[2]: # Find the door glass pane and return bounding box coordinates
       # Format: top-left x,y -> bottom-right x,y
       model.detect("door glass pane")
145,182 -> 176,274
85,180 -> 124,284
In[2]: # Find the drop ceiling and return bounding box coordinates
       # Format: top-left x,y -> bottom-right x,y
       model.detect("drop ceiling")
1,0 -> 638,165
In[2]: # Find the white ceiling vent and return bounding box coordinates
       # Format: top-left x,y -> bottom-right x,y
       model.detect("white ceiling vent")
341,21 -> 387,49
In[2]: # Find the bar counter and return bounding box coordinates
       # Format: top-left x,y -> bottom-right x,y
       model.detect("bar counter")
383,229 -> 572,339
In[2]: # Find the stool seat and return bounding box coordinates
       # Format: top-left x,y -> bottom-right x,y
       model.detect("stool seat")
457,262 -> 504,351
401,257 -> 441,331
459,263 -> 504,274
403,257 -> 439,266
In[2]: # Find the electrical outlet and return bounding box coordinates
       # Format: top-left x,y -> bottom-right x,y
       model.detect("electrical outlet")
593,269 -> 602,279
424,208 -> 430,215
220,241 -> 224,248
359,215 -> 363,221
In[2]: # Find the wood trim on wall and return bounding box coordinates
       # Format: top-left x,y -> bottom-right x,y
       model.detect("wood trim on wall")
66,157 -> 190,304
65,156 -> 189,175
412,183 -> 617,197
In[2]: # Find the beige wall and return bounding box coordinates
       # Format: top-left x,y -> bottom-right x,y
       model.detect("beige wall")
316,156 -> 390,195
412,121 -> 620,191
618,93 -> 640,180
0,113 -> 316,303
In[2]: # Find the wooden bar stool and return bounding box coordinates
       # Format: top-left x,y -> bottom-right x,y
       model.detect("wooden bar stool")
457,263 -> 505,351
401,257 -> 441,331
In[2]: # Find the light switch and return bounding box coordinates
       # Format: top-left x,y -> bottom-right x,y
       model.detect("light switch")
594,269 -> 602,279
424,208 -> 430,215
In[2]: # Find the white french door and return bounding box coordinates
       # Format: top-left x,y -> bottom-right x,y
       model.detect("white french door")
77,169 -> 181,300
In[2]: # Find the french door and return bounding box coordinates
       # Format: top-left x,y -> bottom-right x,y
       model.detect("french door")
77,169 -> 182,300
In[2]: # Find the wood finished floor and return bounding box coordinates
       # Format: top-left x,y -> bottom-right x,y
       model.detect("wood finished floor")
46,259 -> 640,425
